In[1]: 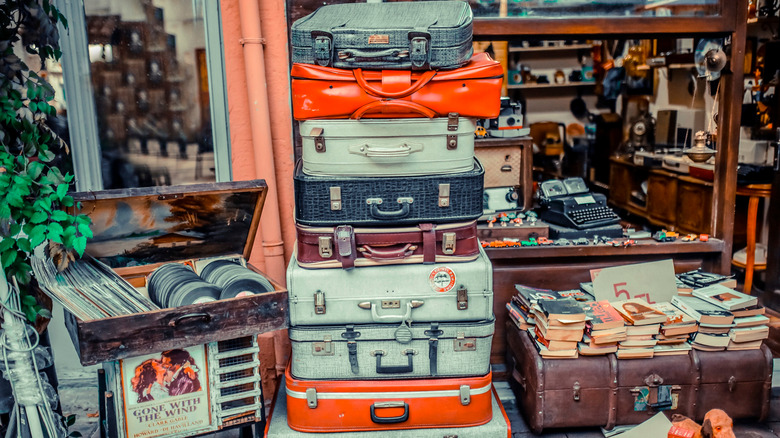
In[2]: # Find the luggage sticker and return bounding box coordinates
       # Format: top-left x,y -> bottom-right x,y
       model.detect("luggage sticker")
429,267 -> 456,292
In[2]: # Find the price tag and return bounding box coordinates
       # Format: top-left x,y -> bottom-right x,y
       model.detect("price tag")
590,259 -> 677,304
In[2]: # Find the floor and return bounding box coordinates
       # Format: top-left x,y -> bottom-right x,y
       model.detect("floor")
61,360 -> 780,438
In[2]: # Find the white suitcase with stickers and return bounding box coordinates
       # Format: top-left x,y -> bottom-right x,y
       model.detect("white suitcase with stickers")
286,245 -> 493,326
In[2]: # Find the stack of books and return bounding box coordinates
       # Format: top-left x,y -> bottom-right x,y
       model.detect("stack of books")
613,299 -> 667,359
509,284 -> 594,331
671,294 -> 734,351
690,284 -> 767,351
652,302 -> 696,356
529,298 -> 587,359
578,300 -> 625,355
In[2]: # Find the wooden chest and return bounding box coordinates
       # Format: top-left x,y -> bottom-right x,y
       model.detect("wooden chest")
63,180 -> 288,366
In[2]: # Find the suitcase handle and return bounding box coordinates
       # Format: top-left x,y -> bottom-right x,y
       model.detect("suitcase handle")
367,197 -> 413,219
370,402 -> 409,424
359,244 -> 416,261
351,100 -> 436,119
364,301 -> 415,322
348,142 -> 424,158
374,350 -> 414,374
353,69 -> 437,99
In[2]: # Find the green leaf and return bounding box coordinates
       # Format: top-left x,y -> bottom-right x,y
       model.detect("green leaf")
56,183 -> 68,200
61,196 -> 74,207
29,101 -> 38,112
0,203 -> 10,219
1,249 -> 17,268
0,238 -> 14,253
51,210 -> 68,221
48,221 -> 64,236
27,161 -> 44,179
29,224 -> 47,248
39,149 -> 55,162
77,223 -> 93,239
30,210 -> 48,223
16,238 -> 31,253
38,308 -> 52,319
73,236 -> 87,256
5,189 -> 23,208
21,295 -> 36,306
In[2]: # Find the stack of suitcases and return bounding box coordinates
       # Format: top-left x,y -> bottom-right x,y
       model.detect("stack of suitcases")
267,1 -> 511,436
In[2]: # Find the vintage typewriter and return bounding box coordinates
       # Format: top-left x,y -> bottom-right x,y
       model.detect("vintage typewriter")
538,177 -> 620,230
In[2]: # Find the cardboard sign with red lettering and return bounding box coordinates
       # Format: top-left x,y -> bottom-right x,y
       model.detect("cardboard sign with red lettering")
590,259 -> 677,305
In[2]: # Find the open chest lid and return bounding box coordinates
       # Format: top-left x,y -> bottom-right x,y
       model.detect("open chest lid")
71,180 -> 267,270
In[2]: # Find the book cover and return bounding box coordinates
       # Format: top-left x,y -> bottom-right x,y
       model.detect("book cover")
653,302 -> 696,326
534,326 -> 579,350
732,304 -> 766,318
733,314 -> 770,328
677,269 -> 737,289
120,345 -> 211,438
616,347 -> 654,359
527,329 -> 578,359
536,319 -> 585,342
581,300 -> 625,331
538,298 -> 587,322
692,284 -> 758,311
654,343 -> 692,356
578,342 -> 618,355
671,295 -> 734,326
690,331 -> 731,348
613,299 -> 667,325
514,284 -> 559,308
659,323 -> 697,337
729,325 -> 769,343
727,339 -> 763,350
619,338 -> 658,348
625,323 -> 661,336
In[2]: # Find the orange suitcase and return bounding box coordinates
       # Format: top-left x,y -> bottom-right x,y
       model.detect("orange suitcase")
284,365 -> 493,433
290,52 -> 503,120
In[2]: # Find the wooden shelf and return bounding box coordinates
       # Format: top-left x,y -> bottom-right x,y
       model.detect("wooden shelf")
507,82 -> 595,90
508,43 -> 593,53
485,238 -> 724,260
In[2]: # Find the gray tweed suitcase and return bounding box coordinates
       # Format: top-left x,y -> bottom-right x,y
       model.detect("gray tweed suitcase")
265,379 -> 511,438
291,1 -> 473,70
289,318 -> 494,380
300,117 -> 477,177
286,245 -> 493,326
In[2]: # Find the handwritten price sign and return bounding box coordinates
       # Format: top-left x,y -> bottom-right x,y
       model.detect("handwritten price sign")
591,259 -> 677,305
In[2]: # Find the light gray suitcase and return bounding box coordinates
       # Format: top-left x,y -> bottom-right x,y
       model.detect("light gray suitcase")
265,380 -> 510,438
289,318 -> 494,380
300,117 -> 476,177
286,245 -> 493,326
291,1 -> 473,71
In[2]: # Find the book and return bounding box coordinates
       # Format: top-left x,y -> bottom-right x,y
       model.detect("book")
507,310 -> 531,331
675,278 -> 694,296
527,329 -> 578,359
538,298 -> 587,323
668,424 -> 696,438
690,331 -> 731,348
616,347 -> 654,359
619,338 -> 658,348
514,284 -> 561,309
733,314 -> 770,328
731,304 -> 765,318
582,333 -> 619,347
692,284 -> 758,311
624,323 -> 661,336
659,323 -> 697,337
691,343 -> 725,352
557,289 -> 594,302
729,325 -> 769,343
697,325 -> 732,335
580,282 -> 595,294
581,300 -> 625,331
653,302 -> 696,327
671,295 -> 735,326
533,309 -> 587,328
727,339 -> 763,350
536,318 -> 585,342
534,326 -> 579,350
612,299 -> 667,325
677,269 -> 737,289
656,336 -> 692,345
654,342 -> 692,356
578,341 -> 618,355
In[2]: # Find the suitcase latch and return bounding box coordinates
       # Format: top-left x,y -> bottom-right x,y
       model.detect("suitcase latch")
312,336 -> 334,356
456,285 -> 468,310
459,385 -> 471,406
329,187 -> 342,211
438,183 -> 450,207
573,381 -> 581,401
310,127 -> 325,152
442,232 -> 456,255
447,113 -> 459,150
408,32 -> 430,69
453,332 -> 476,352
306,388 -> 318,408
318,236 -> 333,258
728,376 -> 737,392
312,31 -> 333,67
314,290 -> 326,314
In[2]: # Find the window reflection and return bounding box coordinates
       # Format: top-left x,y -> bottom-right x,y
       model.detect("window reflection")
85,1 -> 215,189
468,0 -> 720,18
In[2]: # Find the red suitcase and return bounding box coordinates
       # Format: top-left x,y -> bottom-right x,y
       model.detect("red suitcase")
285,365 -> 493,433
295,221 -> 480,269
290,52 -> 503,120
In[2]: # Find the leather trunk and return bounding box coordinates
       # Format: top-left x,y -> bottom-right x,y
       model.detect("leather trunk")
294,158 -> 484,227
289,318 -> 494,380
285,365 -> 493,433
266,379 -> 511,438
286,245 -> 493,326
299,117 -> 476,177
291,53 -> 502,120
295,221 -> 479,269
505,322 -> 773,433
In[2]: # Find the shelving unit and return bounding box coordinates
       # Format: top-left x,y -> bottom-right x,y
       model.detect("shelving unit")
508,43 -> 593,53
507,82 -> 595,90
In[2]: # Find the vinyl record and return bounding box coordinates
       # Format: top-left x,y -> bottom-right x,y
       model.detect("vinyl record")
148,263 -> 207,308
219,276 -> 274,299
173,281 -> 221,306
201,260 -> 274,299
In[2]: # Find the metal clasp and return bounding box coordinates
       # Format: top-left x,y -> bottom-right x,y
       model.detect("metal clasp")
306,388 -> 318,408
456,285 -> 468,310
310,127 -> 325,152
318,236 -> 333,258
459,385 -> 470,406
312,335 -> 334,356
438,184 -> 450,207
329,187 -> 342,211
314,290 -> 326,314
447,113 -> 459,150
573,381 -> 581,401
442,232 -> 456,255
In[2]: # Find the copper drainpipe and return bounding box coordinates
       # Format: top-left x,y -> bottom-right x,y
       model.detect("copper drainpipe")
237,0 -> 286,283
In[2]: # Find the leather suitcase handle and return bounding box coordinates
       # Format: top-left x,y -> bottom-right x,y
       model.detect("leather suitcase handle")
367,198 -> 412,219
374,350 -> 414,374
351,100 -> 436,120
348,142 -> 423,158
359,244 -> 415,261
353,69 -> 436,98
370,402 -> 409,424
363,301 -> 415,322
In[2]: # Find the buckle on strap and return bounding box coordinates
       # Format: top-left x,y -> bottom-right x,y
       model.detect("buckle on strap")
335,225 -> 356,270
312,31 -> 333,67
408,31 -> 430,69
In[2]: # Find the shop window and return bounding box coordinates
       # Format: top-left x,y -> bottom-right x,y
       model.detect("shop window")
57,0 -> 231,190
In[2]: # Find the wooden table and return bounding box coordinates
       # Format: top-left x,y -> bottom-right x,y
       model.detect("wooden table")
485,239 -> 725,366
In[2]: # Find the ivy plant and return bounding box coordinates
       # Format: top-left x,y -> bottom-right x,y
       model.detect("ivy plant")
0,0 -> 92,323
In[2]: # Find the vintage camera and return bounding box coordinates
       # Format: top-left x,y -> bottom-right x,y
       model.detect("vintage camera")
488,97 -> 526,138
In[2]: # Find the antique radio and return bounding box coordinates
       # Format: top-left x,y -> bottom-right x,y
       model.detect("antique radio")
61,180 -> 288,366
103,335 -> 265,437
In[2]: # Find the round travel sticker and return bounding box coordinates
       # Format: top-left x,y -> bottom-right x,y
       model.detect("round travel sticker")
429,267 -> 456,293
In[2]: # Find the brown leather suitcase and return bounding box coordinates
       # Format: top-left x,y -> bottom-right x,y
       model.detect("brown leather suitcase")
295,221 -> 479,269
505,321 -> 773,433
